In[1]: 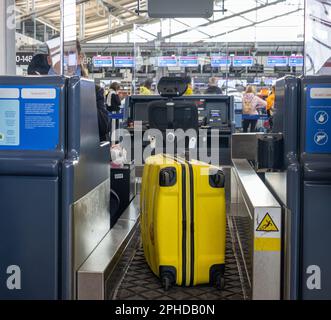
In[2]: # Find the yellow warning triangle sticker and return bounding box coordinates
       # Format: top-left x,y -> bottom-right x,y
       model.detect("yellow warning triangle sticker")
256,213 -> 279,232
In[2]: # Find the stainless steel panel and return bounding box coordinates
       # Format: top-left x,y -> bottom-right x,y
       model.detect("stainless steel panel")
77,219 -> 137,300
265,172 -> 287,206
232,159 -> 280,209
73,179 -> 110,273
77,197 -> 140,300
231,159 -> 282,300
119,196 -> 140,222
284,207 -> 292,300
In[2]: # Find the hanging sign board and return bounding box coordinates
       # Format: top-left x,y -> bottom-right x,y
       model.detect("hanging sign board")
147,0 -> 214,18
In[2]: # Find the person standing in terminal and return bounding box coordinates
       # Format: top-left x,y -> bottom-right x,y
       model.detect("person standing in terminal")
106,82 -> 122,113
27,54 -> 50,75
184,76 -> 193,95
266,85 -> 276,130
140,79 -> 153,95
95,84 -> 111,142
205,77 -> 223,94
45,38 -> 110,141
242,85 -> 267,133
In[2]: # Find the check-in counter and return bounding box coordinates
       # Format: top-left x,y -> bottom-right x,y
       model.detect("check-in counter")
0,76 -> 110,300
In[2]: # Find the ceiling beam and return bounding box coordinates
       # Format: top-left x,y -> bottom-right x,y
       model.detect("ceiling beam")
81,16 -> 158,43
205,7 -> 303,41
157,0 -> 286,42
15,6 -> 59,32
17,0 -> 90,23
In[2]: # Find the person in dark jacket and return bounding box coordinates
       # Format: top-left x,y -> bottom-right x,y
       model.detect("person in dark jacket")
106,82 -> 122,112
27,54 -> 50,75
205,77 -> 223,95
95,85 -> 110,142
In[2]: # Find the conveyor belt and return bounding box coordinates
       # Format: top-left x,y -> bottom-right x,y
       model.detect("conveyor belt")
112,219 -> 248,300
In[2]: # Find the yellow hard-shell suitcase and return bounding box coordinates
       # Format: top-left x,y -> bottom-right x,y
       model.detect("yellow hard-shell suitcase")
141,154 -> 226,290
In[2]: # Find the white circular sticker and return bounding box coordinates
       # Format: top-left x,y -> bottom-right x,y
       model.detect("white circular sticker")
314,132 -> 329,146
315,111 -> 329,125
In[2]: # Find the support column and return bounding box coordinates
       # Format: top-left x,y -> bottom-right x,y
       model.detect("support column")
0,0 -> 16,75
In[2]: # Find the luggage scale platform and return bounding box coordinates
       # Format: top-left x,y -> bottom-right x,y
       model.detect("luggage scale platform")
111,204 -> 250,301
78,161 -> 280,300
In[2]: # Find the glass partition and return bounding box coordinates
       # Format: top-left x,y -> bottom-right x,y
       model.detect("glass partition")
133,22 -> 233,96
14,0 -> 81,77
305,0 -> 331,76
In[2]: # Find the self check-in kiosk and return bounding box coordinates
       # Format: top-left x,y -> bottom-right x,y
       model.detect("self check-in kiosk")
267,76 -> 331,300
0,76 -> 110,299
127,94 -> 235,166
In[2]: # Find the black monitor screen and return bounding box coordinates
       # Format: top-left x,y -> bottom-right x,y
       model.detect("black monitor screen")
205,102 -> 228,124
134,102 -> 150,122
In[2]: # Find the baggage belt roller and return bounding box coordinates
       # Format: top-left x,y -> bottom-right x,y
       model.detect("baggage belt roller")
141,154 -> 226,290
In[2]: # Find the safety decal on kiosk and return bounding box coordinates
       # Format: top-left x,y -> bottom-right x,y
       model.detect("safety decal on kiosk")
256,213 -> 279,232
254,208 -> 281,252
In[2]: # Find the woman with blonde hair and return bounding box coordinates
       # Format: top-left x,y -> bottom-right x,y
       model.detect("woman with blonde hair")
242,85 -> 267,133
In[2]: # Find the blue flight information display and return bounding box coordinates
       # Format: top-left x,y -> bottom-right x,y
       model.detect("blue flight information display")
178,56 -> 199,67
0,86 -> 60,151
114,56 -> 135,68
306,85 -> 331,154
211,56 -> 231,67
157,56 -> 178,67
233,56 -> 254,67
289,56 -> 304,67
267,56 -> 288,67
93,56 -> 113,68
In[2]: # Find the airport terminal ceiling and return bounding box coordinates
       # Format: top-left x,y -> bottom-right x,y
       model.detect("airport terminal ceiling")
15,0 -> 305,47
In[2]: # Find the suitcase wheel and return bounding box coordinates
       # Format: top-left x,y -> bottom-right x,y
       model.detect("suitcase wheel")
160,272 -> 175,291
215,275 -> 225,291
160,267 -> 176,291
162,276 -> 171,291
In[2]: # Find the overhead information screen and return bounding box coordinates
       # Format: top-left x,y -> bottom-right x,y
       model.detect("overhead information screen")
0,86 -> 60,151
93,56 -> 113,68
233,56 -> 254,67
148,0 -> 213,18
179,56 -> 199,67
289,56 -> 304,67
267,56 -> 288,67
114,56 -> 134,68
211,56 -> 231,67
157,56 -> 178,67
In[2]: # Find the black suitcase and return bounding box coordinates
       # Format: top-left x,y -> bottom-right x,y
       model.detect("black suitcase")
256,134 -> 284,170
110,163 -> 136,227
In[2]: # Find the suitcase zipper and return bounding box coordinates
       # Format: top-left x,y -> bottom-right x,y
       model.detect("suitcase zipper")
180,162 -> 187,287
163,155 -> 194,286
187,162 -> 195,286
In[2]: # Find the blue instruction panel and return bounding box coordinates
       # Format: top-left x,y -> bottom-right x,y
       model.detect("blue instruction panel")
306,85 -> 331,154
0,86 -> 60,151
